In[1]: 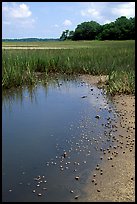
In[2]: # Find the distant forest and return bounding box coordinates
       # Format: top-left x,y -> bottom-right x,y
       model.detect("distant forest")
2,38 -> 60,42
60,16 -> 135,41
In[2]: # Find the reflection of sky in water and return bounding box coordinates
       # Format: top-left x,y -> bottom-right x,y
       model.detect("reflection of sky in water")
2,78 -> 117,202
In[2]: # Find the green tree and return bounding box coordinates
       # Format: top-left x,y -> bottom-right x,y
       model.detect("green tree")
60,30 -> 69,40
67,30 -> 74,40
72,21 -> 102,40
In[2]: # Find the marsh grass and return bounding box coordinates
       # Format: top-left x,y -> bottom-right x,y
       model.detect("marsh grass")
2,40 -> 135,95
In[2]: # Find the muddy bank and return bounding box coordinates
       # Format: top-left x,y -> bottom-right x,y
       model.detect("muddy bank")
76,75 -> 135,202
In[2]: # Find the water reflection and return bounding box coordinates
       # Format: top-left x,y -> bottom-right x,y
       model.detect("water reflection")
2,75 -> 118,202
2,75 -> 79,111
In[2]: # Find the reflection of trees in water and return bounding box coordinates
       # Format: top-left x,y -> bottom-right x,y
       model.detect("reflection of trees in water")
2,74 -> 79,112
2,85 -> 38,112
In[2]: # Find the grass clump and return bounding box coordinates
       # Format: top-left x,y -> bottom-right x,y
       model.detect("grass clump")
107,70 -> 135,95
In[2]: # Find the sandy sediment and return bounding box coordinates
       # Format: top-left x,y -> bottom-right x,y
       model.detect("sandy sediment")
76,75 -> 135,202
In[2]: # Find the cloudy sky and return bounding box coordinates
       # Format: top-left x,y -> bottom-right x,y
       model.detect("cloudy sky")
2,2 -> 135,39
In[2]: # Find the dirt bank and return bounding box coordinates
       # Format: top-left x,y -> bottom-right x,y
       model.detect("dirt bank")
76,75 -> 135,202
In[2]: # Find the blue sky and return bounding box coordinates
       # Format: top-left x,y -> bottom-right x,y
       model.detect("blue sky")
2,2 -> 135,39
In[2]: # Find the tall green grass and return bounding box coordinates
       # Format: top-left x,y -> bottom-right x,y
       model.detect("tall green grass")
2,40 -> 135,95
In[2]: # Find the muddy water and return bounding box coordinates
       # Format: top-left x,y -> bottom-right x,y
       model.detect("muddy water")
2,76 -> 118,202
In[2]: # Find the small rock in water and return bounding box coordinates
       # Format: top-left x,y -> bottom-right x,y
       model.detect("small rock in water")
81,95 -> 87,98
70,190 -> 74,193
75,195 -> 79,199
63,152 -> 67,158
95,115 -> 100,119
38,193 -> 42,196
75,176 -> 80,180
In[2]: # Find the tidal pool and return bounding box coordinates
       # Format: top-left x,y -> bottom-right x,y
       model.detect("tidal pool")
2,76 -> 118,202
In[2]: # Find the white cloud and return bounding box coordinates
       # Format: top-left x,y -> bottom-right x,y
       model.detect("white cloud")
2,3 -> 32,19
80,2 -> 135,25
80,2 -> 107,22
63,19 -> 72,26
112,2 -> 135,18
81,8 -> 100,18
11,3 -> 32,18
2,2 -> 35,28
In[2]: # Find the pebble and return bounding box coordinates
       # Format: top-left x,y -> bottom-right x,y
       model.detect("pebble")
95,115 -> 100,119
63,152 -> 67,158
94,182 -> 97,185
75,176 -> 80,180
81,96 -> 87,98
38,193 -> 42,196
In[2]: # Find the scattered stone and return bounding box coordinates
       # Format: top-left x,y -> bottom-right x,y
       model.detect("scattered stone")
81,96 -> 87,98
95,115 -> 100,119
96,166 -> 100,170
94,182 -> 97,185
75,176 -> 80,180
63,152 -> 67,158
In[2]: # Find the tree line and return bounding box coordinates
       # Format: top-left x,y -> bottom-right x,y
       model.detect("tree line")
60,16 -> 135,41
2,38 -> 60,42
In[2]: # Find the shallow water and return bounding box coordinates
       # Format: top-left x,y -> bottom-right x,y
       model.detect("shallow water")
2,76 -> 118,202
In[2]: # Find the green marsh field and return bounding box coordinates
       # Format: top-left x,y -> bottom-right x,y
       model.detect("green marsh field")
2,40 -> 135,95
